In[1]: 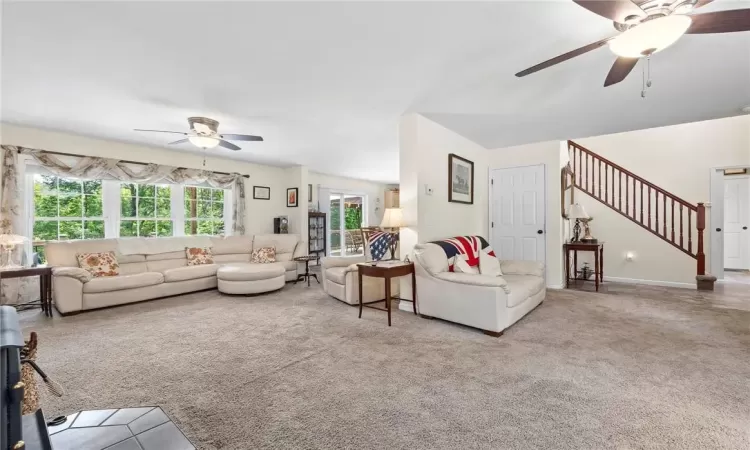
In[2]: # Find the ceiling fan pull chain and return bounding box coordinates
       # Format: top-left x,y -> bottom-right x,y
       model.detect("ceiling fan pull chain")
641,60 -> 647,98
647,56 -> 652,88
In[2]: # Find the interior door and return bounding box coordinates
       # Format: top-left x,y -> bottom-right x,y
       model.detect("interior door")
724,176 -> 750,269
491,164 -> 546,263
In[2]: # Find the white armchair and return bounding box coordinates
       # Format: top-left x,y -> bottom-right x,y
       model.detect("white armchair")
413,243 -> 545,336
321,256 -> 400,305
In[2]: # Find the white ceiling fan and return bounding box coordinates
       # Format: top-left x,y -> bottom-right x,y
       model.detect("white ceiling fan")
135,117 -> 263,151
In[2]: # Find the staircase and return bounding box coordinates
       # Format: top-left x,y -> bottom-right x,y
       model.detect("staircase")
566,140 -> 706,279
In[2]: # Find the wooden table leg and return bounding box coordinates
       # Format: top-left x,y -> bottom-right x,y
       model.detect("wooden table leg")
565,248 -> 570,288
600,247 -> 604,283
574,250 -> 578,282
39,274 -> 46,315
47,273 -> 53,317
385,275 -> 392,326
358,270 -> 364,319
594,249 -> 600,292
411,270 -> 417,315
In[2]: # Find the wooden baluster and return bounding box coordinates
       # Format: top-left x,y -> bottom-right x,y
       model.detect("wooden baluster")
618,170 -> 622,211
663,195 -> 667,238
655,191 -> 659,234
605,163 -> 608,205
697,203 -> 706,276
598,159 -> 602,199
573,145 -> 577,186
586,152 -> 589,193
688,208 -> 693,254
671,200 -> 676,243
648,186 -> 652,230
633,177 -> 636,219
612,166 -> 615,207
679,204 -> 684,248
625,174 -> 629,216
640,182 -> 644,224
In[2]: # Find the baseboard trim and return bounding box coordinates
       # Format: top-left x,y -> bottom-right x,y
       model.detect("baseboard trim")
602,276 -> 695,289
547,284 -> 564,290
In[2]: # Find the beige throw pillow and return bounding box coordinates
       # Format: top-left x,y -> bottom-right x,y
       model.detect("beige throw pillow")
453,257 -> 478,275
479,250 -> 503,277
251,247 -> 276,264
77,251 -> 120,278
185,247 -> 214,266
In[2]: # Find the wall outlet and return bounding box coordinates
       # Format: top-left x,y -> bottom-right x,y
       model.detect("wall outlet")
424,184 -> 433,196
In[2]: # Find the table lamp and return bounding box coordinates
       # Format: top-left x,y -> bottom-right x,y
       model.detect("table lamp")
567,204 -> 589,242
0,234 -> 27,269
379,208 -> 404,260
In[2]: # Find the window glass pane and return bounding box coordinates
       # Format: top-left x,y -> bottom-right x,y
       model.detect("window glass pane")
184,200 -> 197,219
120,220 -> 137,237
138,197 -> 155,217
84,220 -> 105,239
212,189 -> 224,202
184,220 -> 198,236
121,195 -> 136,218
210,202 -> 223,219
58,179 -> 82,196
156,221 -> 173,237
59,221 -> 83,240
83,180 -> 101,195
37,176 -> 57,195
59,195 -> 83,218
198,188 -> 211,201
139,220 -> 157,237
198,201 -> 211,219
138,184 -> 155,197
156,198 -> 171,218
84,194 -> 103,217
35,193 -> 58,218
197,220 -> 213,235
156,186 -> 171,198
33,220 -> 58,242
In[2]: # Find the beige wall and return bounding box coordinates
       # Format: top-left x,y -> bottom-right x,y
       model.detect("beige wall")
1,123 -> 291,235
573,115 -> 750,285
487,141 -> 567,288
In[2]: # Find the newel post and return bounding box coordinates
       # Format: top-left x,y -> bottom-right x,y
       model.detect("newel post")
696,202 -> 706,276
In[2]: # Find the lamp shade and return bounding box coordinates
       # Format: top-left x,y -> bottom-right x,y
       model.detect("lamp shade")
380,208 -> 405,228
567,203 -> 590,220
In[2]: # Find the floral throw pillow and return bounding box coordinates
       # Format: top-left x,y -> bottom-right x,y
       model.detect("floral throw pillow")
251,247 -> 276,264
185,247 -> 214,266
77,251 -> 120,278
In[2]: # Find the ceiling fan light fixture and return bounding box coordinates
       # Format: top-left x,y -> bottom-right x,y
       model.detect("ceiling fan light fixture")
609,15 -> 692,58
188,135 -> 220,149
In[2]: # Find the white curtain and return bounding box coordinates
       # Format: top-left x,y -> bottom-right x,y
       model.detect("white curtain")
0,147 -> 37,304
4,145 -> 247,235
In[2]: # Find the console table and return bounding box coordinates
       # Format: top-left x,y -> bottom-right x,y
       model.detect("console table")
0,266 -> 53,317
564,242 -> 604,292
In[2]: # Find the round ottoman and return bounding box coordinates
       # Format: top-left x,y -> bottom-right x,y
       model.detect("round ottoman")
217,262 -> 286,295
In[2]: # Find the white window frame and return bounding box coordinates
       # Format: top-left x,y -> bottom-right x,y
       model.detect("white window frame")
118,182 -> 174,238
182,185 -> 229,236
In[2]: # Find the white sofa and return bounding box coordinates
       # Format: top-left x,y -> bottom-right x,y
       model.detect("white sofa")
46,234 -> 305,314
413,243 -> 546,336
321,255 -> 400,305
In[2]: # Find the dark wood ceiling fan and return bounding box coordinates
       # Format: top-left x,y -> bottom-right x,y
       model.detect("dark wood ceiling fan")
516,0 -> 750,87
135,117 -> 263,151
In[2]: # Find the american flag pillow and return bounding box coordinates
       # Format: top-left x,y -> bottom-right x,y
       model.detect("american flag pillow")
368,231 -> 393,261
430,236 -> 496,272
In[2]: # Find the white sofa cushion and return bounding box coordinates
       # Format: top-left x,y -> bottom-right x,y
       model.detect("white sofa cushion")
434,272 -> 510,293
503,274 -> 545,308
210,236 -> 254,255
217,262 -> 285,282
325,264 -> 358,284
414,243 -> 449,275
83,272 -> 164,294
453,257 -> 478,275
253,234 -> 299,255
163,264 -> 219,282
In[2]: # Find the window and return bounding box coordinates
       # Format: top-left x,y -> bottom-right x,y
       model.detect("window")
120,183 -> 173,237
184,186 -> 225,235
33,175 -> 105,241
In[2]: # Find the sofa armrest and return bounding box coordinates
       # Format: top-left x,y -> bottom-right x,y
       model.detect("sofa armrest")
322,255 -> 366,269
434,272 -> 510,293
500,260 -> 544,277
52,266 -> 92,283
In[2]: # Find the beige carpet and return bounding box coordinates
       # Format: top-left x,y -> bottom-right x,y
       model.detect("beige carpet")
19,284 -> 750,449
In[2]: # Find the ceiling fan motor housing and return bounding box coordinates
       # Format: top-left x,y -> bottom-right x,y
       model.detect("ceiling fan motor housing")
188,117 -> 219,135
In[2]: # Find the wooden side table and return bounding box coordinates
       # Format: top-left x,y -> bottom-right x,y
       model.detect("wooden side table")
564,242 -> 604,292
0,266 -> 53,317
357,262 -> 416,326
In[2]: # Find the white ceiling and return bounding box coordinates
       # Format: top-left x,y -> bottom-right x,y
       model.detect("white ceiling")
2,1 -> 749,183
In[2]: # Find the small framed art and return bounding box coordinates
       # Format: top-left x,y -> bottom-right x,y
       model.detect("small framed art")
253,186 -> 270,200
287,188 -> 299,207
448,153 -> 474,204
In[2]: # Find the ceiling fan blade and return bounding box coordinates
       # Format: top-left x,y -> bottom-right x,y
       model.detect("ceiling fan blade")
219,134 -> 264,142
168,138 -> 189,145
694,0 -> 715,8
686,9 -> 750,34
573,0 -> 645,22
516,37 -> 614,77
218,139 -> 241,151
133,129 -> 188,135
604,57 -> 639,87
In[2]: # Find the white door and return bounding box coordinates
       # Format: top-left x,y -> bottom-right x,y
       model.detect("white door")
724,177 -> 750,269
490,165 -> 546,263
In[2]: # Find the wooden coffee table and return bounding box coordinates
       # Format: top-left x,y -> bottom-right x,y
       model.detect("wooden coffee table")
357,261 -> 416,326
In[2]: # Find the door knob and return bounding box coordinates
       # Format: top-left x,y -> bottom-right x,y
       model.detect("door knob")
716,228 -> 722,232
537,230 -> 543,234
744,227 -> 748,230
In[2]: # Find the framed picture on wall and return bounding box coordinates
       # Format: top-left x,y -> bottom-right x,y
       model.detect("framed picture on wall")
448,153 -> 474,204
287,188 -> 299,207
308,184 -> 313,203
253,186 -> 270,200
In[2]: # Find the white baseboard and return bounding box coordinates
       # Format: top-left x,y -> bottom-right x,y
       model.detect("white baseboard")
547,284 -> 564,290
602,276 -> 695,289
